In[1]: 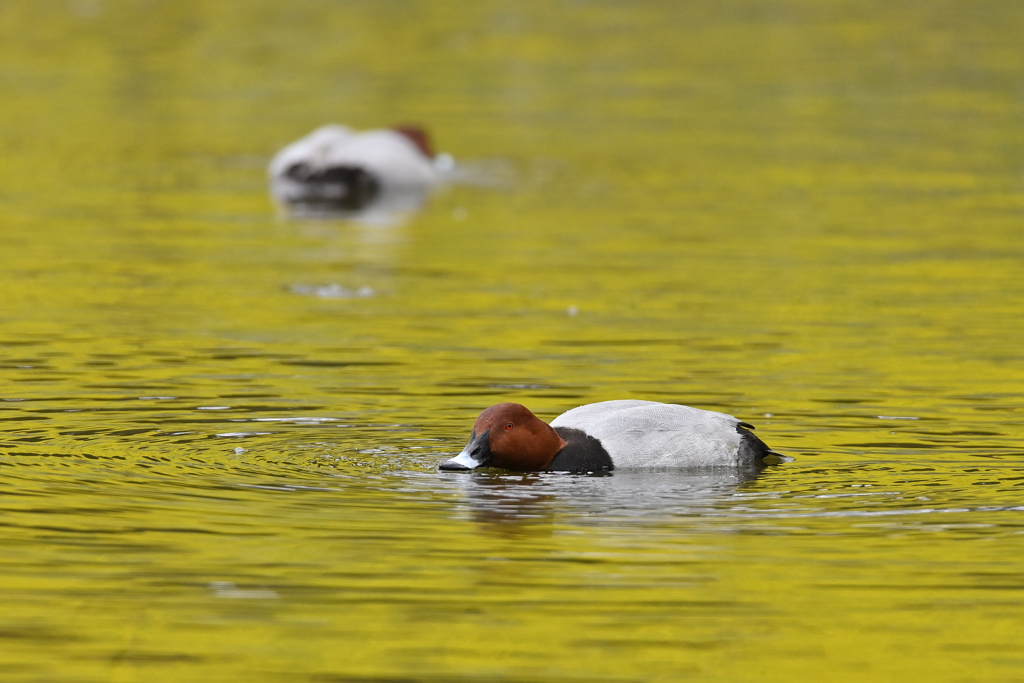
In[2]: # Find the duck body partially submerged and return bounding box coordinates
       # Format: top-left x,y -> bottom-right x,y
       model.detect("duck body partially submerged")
440,400 -> 785,473
268,125 -> 447,214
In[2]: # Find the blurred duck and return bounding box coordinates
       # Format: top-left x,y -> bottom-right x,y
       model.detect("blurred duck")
268,124 -> 453,215
440,400 -> 787,473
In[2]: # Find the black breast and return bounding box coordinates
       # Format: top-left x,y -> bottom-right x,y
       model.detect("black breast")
547,427 -> 614,473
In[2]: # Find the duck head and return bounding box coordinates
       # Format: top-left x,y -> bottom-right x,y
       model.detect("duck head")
392,125 -> 434,158
440,403 -> 566,472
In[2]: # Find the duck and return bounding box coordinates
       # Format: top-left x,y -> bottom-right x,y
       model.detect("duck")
439,400 -> 785,472
268,124 -> 452,213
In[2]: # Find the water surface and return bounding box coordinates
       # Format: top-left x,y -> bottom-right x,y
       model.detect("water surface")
2,1 -> 1024,681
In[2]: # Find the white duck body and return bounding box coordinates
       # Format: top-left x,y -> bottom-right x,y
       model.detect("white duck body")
268,125 -> 444,213
550,400 -> 757,468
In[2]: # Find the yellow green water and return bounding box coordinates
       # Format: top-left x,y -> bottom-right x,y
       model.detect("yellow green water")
2,0 -> 1024,680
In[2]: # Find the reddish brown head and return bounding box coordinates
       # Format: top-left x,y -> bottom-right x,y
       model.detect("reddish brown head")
439,403 -> 567,472
392,125 -> 433,158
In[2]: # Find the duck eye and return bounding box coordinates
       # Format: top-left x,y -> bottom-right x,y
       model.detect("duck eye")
505,422 -> 514,430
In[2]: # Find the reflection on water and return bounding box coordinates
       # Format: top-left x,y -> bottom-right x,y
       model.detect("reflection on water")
275,178 -> 440,225
444,466 -> 773,528
289,283 -> 375,299
3,0 -> 1024,681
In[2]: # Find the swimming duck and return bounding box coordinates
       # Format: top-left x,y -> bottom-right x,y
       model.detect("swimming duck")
439,400 -> 784,472
268,124 -> 450,213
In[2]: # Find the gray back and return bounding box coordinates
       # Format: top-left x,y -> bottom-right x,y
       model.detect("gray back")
550,400 -> 743,468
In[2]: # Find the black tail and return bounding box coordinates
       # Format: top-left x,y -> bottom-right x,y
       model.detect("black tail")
736,422 -> 792,464
284,163 -> 381,210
